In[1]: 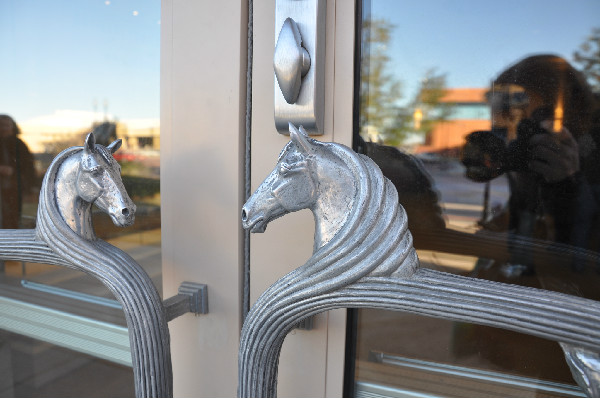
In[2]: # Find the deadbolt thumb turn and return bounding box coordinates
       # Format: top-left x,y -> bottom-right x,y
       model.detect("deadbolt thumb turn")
274,17 -> 310,104
273,0 -> 325,135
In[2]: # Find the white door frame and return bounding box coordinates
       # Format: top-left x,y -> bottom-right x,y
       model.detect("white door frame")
161,1 -> 355,396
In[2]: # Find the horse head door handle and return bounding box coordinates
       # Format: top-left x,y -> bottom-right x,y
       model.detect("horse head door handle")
239,123 -> 600,398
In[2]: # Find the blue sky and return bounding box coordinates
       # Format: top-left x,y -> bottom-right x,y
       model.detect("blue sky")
369,0 -> 600,103
0,1 -> 598,124
0,0 -> 160,123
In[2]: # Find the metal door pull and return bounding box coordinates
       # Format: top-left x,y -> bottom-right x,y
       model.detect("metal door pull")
0,133 -> 206,398
240,123 -> 600,398
164,282 -> 209,321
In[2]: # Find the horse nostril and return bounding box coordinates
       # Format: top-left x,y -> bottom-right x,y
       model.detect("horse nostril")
241,208 -> 248,222
122,208 -> 130,217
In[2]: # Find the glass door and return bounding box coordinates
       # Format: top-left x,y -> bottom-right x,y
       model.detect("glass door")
349,1 -> 600,397
1,1 -> 356,396
0,1 -> 161,396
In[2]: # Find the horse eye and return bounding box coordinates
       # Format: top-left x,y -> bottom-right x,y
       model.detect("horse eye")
279,163 -> 291,174
90,167 -> 103,176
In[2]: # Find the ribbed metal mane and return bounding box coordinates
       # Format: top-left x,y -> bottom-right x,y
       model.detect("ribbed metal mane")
262,140 -> 418,305
308,142 -> 417,280
37,146 -> 83,244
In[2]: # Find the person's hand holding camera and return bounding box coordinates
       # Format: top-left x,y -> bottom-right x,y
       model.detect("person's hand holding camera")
528,126 -> 579,183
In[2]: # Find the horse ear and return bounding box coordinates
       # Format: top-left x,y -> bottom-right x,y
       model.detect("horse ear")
107,139 -> 122,154
84,133 -> 96,154
289,123 -> 312,154
298,125 -> 310,137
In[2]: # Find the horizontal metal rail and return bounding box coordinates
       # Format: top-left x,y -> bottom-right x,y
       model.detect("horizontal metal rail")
0,295 -> 131,366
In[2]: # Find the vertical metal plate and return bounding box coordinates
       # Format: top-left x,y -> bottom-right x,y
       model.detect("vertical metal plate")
274,0 -> 326,135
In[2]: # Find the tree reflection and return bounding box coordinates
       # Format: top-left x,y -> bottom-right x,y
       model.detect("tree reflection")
411,68 -> 454,140
359,19 -> 452,147
359,18 -> 406,145
573,27 -> 600,94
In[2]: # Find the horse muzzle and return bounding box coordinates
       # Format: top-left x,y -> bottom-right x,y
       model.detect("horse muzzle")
111,203 -> 136,227
241,206 -> 266,233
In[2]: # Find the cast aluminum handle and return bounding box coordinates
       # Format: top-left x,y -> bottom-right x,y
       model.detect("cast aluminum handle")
239,125 -> 600,398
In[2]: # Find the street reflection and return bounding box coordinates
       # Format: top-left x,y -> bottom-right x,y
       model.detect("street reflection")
0,115 -> 35,231
0,112 -> 160,397
0,1 -> 160,395
353,0 -> 600,396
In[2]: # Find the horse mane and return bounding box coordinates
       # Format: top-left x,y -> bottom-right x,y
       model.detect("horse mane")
36,146 -> 84,244
303,140 -> 418,279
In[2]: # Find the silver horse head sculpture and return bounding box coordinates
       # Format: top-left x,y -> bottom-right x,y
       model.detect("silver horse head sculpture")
33,133 -> 171,398
242,123 -> 417,269
52,132 -> 136,240
239,123 -> 418,397
239,123 -> 600,398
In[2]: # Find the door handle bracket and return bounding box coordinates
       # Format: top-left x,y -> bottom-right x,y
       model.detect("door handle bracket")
164,282 -> 209,321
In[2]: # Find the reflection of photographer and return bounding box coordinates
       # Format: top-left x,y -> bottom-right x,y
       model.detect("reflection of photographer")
454,55 -> 599,377
507,106 -> 579,181
510,108 -> 580,245
462,55 -> 598,271
0,115 -> 35,229
463,104 -> 581,185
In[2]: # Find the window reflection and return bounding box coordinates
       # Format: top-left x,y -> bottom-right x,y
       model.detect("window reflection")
353,0 -> 600,396
0,0 -> 160,395
0,332 -> 135,398
0,115 -> 35,230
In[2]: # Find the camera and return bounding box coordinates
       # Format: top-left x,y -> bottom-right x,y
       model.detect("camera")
461,106 -> 555,181
506,107 -> 555,172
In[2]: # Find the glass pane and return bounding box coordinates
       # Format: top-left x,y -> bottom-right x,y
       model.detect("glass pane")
0,0 -> 160,395
0,332 -> 134,398
352,0 -> 600,396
